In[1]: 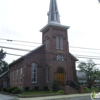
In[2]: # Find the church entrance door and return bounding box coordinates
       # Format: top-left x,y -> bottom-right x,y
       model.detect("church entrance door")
56,68 -> 65,86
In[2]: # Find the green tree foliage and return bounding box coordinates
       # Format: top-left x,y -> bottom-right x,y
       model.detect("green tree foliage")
0,49 -> 6,62
78,59 -> 100,88
52,79 -> 58,92
0,61 -> 8,74
0,49 -> 8,74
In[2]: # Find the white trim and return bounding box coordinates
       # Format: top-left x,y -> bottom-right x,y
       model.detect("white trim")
31,63 -> 37,83
40,23 -> 70,32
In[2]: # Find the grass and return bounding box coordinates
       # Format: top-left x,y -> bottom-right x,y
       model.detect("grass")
21,90 -> 58,96
84,87 -> 99,93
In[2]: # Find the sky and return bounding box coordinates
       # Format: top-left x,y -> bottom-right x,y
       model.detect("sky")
0,0 -> 100,69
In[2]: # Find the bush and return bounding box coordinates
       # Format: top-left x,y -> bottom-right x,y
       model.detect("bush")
44,86 -> 48,91
7,87 -> 18,93
0,88 -> 2,91
24,87 -> 30,91
12,88 -> 21,94
84,87 -> 99,93
2,88 -> 7,92
57,90 -> 65,94
52,79 -> 58,92
34,86 -> 39,91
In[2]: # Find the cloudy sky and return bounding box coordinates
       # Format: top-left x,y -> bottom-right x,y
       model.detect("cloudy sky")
0,0 -> 100,68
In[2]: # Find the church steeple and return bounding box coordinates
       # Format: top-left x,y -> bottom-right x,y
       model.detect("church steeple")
48,0 -> 60,24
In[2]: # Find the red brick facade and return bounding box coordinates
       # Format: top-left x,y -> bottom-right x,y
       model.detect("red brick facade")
9,24 -> 78,89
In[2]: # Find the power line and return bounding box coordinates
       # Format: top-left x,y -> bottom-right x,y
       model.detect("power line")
0,38 -> 41,44
7,53 -> 22,56
70,50 -> 100,55
1,45 -> 100,58
0,46 -> 30,51
0,41 -> 39,47
70,46 -> 100,51
1,38 -> 100,51
6,52 -> 100,65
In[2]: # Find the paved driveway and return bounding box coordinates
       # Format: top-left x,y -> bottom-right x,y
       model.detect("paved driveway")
0,94 -> 16,100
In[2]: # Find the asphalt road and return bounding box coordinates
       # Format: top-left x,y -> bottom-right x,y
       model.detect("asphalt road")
0,94 -> 16,100
44,96 -> 92,100
0,94 -> 93,100
69,96 -> 91,100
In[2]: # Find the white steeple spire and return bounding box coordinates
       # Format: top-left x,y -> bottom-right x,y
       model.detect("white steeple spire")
48,0 -> 60,24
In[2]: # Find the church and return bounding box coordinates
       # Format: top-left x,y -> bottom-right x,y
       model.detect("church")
9,0 -> 78,89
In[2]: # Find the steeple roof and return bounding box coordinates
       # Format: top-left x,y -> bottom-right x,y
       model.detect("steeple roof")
48,0 -> 60,24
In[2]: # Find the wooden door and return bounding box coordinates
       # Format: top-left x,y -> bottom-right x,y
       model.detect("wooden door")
56,68 -> 64,86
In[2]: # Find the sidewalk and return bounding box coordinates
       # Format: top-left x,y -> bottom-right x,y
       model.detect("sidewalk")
18,93 -> 90,100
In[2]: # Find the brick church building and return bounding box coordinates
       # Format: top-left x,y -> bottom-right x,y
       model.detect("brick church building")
9,0 -> 78,89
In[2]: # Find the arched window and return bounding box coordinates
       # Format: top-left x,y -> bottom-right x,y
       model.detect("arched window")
56,36 -> 59,49
31,63 -> 37,83
60,36 -> 63,50
56,36 -> 63,50
46,67 -> 49,83
16,69 -> 18,84
20,67 -> 23,84
46,38 -> 48,50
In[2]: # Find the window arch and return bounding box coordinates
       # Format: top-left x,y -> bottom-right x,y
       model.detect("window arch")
45,37 -> 49,50
60,36 -> 63,50
46,67 -> 49,83
56,36 -> 63,50
31,63 -> 37,83
56,36 -> 59,49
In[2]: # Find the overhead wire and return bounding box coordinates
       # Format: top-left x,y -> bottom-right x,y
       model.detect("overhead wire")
1,45 -> 100,59
0,38 -> 41,44
0,38 -> 100,51
6,52 -> 100,65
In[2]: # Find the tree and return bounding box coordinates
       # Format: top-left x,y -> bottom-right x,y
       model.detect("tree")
0,49 -> 8,74
78,59 -> 100,88
52,79 -> 58,92
0,61 -> 8,74
0,49 -> 6,62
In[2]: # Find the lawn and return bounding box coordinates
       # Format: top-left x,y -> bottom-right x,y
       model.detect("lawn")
21,90 -> 60,96
84,87 -> 99,93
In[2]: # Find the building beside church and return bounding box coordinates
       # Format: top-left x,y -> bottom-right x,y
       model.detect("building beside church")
9,0 -> 78,89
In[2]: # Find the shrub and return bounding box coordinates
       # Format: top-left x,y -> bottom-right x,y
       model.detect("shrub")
44,86 -> 48,91
2,88 -> 7,92
24,87 -> 30,91
7,87 -> 18,93
52,79 -> 58,92
34,86 -> 39,91
57,90 -> 65,94
84,87 -> 99,93
29,88 -> 34,91
0,88 -> 2,91
12,88 -> 21,94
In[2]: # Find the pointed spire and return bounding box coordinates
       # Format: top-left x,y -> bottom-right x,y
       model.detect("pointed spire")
48,0 -> 60,24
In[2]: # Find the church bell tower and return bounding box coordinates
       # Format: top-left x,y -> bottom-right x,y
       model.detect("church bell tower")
40,0 -> 77,86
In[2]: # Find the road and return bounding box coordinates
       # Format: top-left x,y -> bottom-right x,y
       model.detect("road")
0,94 -> 93,100
68,96 -> 91,100
0,94 -> 16,100
44,96 -> 91,100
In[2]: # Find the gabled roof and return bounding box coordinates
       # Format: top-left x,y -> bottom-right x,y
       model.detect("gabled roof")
0,70 -> 9,78
9,44 -> 44,66
69,52 -> 78,61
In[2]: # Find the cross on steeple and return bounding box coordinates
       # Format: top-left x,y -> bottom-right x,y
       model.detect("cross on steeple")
48,0 -> 60,24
